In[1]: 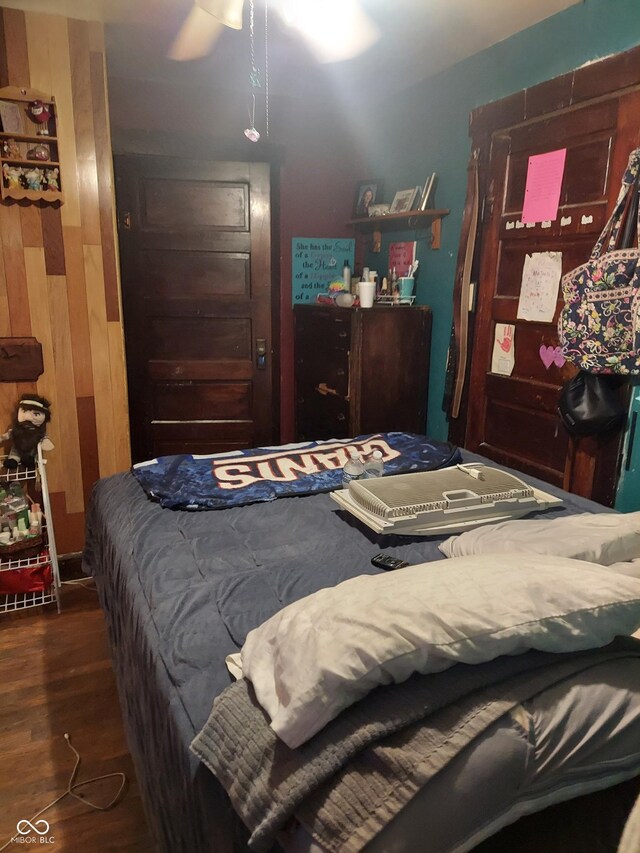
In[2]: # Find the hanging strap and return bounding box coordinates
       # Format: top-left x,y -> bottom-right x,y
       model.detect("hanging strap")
451,149 -> 480,420
591,146 -> 640,259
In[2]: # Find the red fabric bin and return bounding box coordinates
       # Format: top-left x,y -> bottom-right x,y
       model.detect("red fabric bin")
0,561 -> 52,594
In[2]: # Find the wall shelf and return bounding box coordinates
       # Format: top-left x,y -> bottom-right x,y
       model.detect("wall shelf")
0,86 -> 63,204
348,208 -> 450,252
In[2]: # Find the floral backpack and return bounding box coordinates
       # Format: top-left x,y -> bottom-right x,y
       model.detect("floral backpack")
558,147 -> 640,375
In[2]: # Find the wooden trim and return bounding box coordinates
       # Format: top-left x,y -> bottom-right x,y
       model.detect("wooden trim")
470,43 -> 640,140
91,50 -> 120,323
41,205 -> 66,275
1,9 -> 30,89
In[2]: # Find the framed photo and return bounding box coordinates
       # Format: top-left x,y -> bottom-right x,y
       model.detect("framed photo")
353,180 -> 383,218
389,187 -> 419,214
0,101 -> 24,135
419,172 -> 438,210
368,203 -> 391,218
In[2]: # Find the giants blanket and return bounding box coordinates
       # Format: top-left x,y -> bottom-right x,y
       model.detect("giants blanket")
132,433 -> 461,510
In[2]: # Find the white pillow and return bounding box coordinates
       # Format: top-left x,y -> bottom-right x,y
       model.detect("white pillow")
605,558 -> 640,578
241,554 -> 640,748
439,512 -> 640,564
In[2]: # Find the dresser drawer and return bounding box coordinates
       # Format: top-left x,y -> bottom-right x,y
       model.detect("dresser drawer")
295,356 -> 349,398
295,311 -> 350,353
295,387 -> 349,441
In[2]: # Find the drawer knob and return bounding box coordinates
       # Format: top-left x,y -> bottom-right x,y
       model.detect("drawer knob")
336,413 -> 346,422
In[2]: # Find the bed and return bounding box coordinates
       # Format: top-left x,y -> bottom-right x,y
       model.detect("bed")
81,434 -> 640,853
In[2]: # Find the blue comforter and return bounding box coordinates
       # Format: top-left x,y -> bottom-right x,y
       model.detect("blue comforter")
83,449 -> 611,852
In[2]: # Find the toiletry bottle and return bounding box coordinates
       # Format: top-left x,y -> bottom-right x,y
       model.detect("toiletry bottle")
342,259 -> 351,292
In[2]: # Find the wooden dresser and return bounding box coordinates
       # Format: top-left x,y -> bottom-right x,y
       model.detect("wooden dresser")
294,305 -> 432,441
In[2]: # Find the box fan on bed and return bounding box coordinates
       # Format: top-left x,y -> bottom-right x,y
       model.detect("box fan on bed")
330,463 -> 562,535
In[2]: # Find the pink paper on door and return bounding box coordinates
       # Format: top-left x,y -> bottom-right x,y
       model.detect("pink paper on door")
521,148 -> 567,224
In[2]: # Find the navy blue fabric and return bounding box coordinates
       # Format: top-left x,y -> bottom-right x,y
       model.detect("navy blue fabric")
83,449 -> 613,852
131,432 -> 461,510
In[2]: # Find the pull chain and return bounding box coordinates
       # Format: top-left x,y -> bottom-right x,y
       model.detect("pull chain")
264,0 -> 269,138
244,0 -> 261,142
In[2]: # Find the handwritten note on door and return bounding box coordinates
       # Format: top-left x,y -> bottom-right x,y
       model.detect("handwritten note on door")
516,252 -> 562,322
491,324 -> 515,375
521,149 -> 567,224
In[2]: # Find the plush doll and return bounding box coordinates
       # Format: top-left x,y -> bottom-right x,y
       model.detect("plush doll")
1,396 -> 54,470
2,137 -> 20,158
3,163 -> 22,189
28,100 -> 51,134
23,167 -> 43,191
44,167 -> 59,191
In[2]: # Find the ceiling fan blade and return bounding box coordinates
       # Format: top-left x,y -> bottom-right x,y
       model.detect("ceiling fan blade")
168,5 -> 224,60
277,0 -> 380,64
168,0 -> 245,61
197,0 -> 245,30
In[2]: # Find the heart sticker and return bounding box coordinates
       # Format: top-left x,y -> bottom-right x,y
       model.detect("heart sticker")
539,345 -> 566,369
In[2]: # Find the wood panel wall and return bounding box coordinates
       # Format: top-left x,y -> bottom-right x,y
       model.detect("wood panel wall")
0,8 -> 130,555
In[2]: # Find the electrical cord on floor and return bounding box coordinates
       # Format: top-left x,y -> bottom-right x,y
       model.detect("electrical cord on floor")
61,577 -> 97,591
0,733 -> 127,850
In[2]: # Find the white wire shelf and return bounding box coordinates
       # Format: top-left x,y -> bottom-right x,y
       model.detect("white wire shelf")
0,465 -> 39,478
0,586 -> 57,613
0,444 -> 60,614
0,547 -> 49,571
375,296 -> 416,306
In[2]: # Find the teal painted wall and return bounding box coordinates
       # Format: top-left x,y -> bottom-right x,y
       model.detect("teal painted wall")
369,0 -> 640,440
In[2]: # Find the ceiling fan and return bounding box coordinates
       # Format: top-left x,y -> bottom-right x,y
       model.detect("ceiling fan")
168,0 -> 380,64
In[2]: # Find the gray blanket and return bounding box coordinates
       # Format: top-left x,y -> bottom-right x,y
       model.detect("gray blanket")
191,637 -> 640,852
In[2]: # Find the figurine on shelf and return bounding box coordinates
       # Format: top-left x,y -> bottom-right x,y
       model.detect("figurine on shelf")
1,395 -> 53,470
27,100 -> 51,135
1,137 -> 20,158
2,163 -> 22,188
44,167 -> 59,192
23,166 -> 43,191
26,143 -> 49,161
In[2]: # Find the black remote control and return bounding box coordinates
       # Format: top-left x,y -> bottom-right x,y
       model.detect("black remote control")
371,553 -> 410,571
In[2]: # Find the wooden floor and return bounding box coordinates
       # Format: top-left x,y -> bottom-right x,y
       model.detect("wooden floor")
0,585 -> 154,851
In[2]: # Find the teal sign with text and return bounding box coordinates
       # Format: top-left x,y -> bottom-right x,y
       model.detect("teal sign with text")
292,237 -> 355,304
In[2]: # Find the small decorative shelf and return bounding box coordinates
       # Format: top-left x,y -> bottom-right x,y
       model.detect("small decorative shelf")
0,86 -> 63,204
348,208 -> 450,252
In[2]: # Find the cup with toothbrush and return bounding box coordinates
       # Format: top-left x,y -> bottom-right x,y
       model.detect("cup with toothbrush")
399,260 -> 418,301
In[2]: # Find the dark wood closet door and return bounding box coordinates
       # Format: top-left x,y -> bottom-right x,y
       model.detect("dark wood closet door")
116,155 -> 275,462
466,87 -> 640,501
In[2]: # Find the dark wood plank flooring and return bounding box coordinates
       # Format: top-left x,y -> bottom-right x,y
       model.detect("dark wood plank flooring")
0,585 -> 154,851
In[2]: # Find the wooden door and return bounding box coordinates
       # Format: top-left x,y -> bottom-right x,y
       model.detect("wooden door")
465,87 -> 640,502
115,155 -> 276,462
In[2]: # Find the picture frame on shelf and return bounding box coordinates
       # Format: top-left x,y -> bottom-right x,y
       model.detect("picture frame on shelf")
0,100 -> 24,135
368,203 -> 391,217
353,179 -> 383,218
389,187 -> 419,214
419,172 -> 438,210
